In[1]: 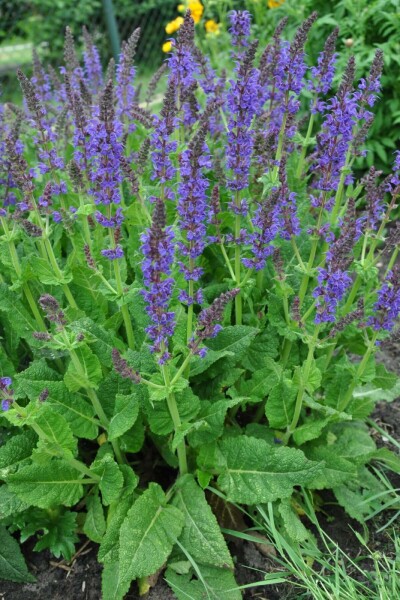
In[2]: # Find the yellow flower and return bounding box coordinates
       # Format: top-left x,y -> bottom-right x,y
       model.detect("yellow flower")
188,0 -> 204,24
267,0 -> 285,8
165,16 -> 184,35
162,41 -> 173,53
205,19 -> 220,34
177,3 -> 185,12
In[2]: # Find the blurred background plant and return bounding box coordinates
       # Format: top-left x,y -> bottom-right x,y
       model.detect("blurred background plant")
1,0 -> 399,170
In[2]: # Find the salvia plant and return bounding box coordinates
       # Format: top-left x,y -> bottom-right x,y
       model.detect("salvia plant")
0,9 -> 400,599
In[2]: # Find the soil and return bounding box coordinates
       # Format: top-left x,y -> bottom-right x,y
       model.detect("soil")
1,350 -> 399,600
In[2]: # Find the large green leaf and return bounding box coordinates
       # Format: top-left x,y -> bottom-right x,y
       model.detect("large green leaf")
7,460 -> 84,508
34,405 -> 77,457
108,392 -> 140,441
0,526 -> 35,583
0,485 -> 30,519
91,454 -> 124,505
265,377 -> 297,429
64,344 -> 102,391
116,483 -> 184,596
0,431 -> 37,479
241,325 -> 280,372
166,564 -> 241,600
234,361 -> 281,404
217,436 -> 322,503
98,495 -> 134,564
172,475 -> 233,569
84,493 -> 106,543
15,373 -> 98,439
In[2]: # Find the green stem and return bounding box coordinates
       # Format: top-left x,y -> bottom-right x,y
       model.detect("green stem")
1,217 -> 47,331
220,241 -> 236,281
284,325 -> 320,443
338,333 -> 378,412
43,237 -> 78,309
296,113 -> 314,179
113,258 -> 135,350
234,206 -> 242,325
162,365 -> 188,475
68,346 -> 125,464
385,246 -> 399,277
330,151 -> 351,225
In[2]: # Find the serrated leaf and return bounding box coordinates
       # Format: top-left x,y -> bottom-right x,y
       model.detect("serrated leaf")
16,377 -> 98,439
70,317 -> 117,367
64,344 -> 102,391
91,454 -> 124,505
0,283 -> 36,341
0,431 -> 37,479
241,325 -> 280,372
7,460 -> 84,508
188,397 -> 244,447
172,475 -> 233,569
266,378 -> 296,429
108,392 -> 140,441
0,526 -> 35,583
84,493 -> 106,543
304,446 -> 357,489
166,564 -> 241,600
145,387 -> 200,436
279,499 -> 310,543
293,359 -> 322,393
117,483 -> 184,596
98,494 -> 134,564
26,256 -> 72,285
34,405 -> 77,457
333,466 -> 387,522
217,436 -> 322,503
0,485 -> 30,519
235,363 -> 280,404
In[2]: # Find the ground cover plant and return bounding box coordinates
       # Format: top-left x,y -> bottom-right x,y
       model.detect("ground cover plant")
0,8 -> 400,599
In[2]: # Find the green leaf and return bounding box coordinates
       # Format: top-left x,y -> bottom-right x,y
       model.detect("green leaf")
145,387 -> 200,436
235,362 -> 281,404
34,405 -> 77,457
278,499 -> 310,543
70,317 -> 117,367
108,392 -> 140,441
205,325 -> 258,358
0,526 -> 35,583
333,466 -> 387,522
0,431 -> 37,479
91,454 -> 124,505
265,377 -> 296,429
7,460 -> 84,508
293,358 -> 322,393
241,325 -> 280,372
373,364 -> 398,390
98,494 -> 134,564
0,485 -> 30,519
26,256 -> 72,285
166,565 -> 241,600
15,374 -> 98,439
117,483 -> 184,595
217,436 -> 322,504
0,283 -> 36,341
84,493 -> 106,543
64,345 -> 102,391
188,398 -> 244,447
172,475 -> 233,569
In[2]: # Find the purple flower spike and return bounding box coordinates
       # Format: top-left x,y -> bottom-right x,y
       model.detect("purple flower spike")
0,376 -> 13,411
226,41 -> 260,194
229,10 -> 251,56
140,199 -> 176,362
101,245 -> 124,260
313,199 -> 360,323
369,266 -> 400,332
